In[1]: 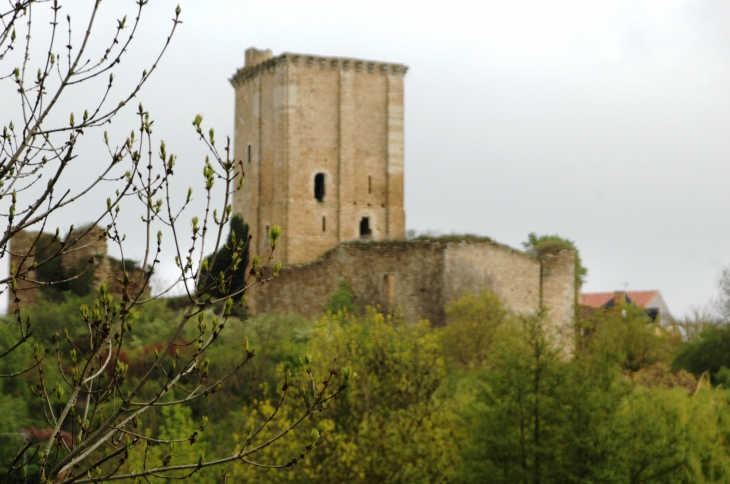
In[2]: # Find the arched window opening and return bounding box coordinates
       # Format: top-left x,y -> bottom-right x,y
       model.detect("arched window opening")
322,215 -> 326,232
359,217 -> 372,239
314,173 -> 325,202
368,175 -> 372,194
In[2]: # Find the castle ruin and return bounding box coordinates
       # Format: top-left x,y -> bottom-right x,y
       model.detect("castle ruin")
7,225 -> 148,305
231,48 -> 577,330
4,48 -> 576,332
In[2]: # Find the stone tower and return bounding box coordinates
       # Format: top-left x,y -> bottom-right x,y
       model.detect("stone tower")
230,48 -> 407,265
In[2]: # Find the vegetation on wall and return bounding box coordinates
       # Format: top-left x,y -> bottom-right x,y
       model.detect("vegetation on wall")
323,280 -> 359,314
523,232 -> 588,287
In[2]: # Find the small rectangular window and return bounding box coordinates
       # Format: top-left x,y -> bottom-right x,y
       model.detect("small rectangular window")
368,175 -> 372,194
322,215 -> 326,232
247,144 -> 252,164
265,224 -> 269,246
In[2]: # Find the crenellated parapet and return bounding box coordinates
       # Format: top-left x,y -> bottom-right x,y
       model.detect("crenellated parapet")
230,48 -> 409,87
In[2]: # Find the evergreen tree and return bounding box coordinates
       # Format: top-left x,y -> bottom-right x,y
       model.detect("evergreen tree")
199,215 -> 250,297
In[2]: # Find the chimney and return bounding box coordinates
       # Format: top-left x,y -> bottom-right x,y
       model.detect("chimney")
614,291 -> 626,306
245,47 -> 273,68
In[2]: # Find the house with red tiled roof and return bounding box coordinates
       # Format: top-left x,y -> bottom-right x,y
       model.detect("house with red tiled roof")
580,290 -> 674,325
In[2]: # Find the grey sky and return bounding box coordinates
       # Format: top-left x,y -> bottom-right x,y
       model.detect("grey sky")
3,1 -> 730,316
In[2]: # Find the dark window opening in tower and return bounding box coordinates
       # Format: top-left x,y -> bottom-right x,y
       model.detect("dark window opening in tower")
322,215 -> 326,232
368,175 -> 372,194
359,217 -> 372,239
314,173 -> 325,201
247,144 -> 252,164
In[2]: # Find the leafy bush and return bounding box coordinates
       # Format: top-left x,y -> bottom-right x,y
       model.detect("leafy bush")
440,290 -> 508,369
324,280 -> 358,314
228,308 -> 457,483
673,324 -> 730,381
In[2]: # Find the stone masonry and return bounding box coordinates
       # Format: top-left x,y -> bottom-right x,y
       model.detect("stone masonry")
8,230 -> 41,306
248,238 -> 576,330
8,225 -> 148,305
230,48 -> 407,265
231,48 -> 576,331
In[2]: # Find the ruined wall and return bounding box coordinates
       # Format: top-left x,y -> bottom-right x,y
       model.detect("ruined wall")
230,49 -> 407,266
249,238 -> 576,329
6,225 -> 149,305
443,241 -> 541,315
62,225 -> 111,292
540,249 -> 577,338
249,241 -> 446,323
8,230 -> 40,306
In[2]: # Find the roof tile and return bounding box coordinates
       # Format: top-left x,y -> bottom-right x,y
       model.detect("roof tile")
580,290 -> 659,309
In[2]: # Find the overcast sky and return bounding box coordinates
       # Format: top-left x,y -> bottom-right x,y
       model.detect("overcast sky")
4,0 -> 730,317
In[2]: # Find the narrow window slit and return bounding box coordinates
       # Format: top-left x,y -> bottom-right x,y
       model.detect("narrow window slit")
314,173 -> 325,201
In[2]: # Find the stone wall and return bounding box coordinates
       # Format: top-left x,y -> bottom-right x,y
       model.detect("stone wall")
443,241 -> 541,315
249,238 -> 576,329
7,225 -> 148,305
230,49 -> 407,266
540,249 -> 577,335
250,240 -> 445,323
62,225 -> 111,292
8,230 -> 41,306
